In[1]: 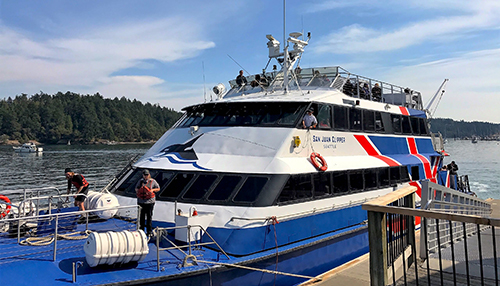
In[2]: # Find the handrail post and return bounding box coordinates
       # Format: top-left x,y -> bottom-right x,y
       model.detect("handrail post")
368,210 -> 388,286
53,214 -> 59,261
156,228 -> 161,272
406,192 -> 416,265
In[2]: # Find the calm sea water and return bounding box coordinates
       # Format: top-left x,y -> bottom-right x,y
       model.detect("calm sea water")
0,144 -> 151,193
0,140 -> 498,199
442,139 -> 500,200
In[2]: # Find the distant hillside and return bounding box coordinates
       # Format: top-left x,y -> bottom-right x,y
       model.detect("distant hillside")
0,92 -> 182,144
429,118 -> 500,139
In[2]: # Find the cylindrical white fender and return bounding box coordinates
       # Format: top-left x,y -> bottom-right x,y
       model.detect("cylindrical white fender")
84,191 -> 120,219
84,229 -> 148,267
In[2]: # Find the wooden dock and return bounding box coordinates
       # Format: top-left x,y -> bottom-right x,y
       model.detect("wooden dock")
300,199 -> 500,286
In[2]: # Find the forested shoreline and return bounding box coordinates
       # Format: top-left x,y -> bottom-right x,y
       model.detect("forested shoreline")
0,92 -> 182,144
1,92 -> 499,145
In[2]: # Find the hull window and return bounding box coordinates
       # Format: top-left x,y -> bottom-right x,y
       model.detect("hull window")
349,171 -> 364,192
183,174 -> 218,199
402,116 -> 412,134
363,110 -> 375,132
333,105 -> 348,130
349,108 -> 362,131
391,114 -> 402,134
233,177 -> 269,202
207,175 -> 243,201
160,173 -> 195,198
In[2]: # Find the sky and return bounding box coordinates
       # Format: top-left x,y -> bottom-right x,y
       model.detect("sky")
1,0 -> 499,123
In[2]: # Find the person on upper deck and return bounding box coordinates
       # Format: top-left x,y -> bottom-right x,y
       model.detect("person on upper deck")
361,83 -> 371,100
236,70 -> 247,86
302,108 -> 317,129
65,168 -> 89,211
372,83 -> 382,102
250,74 -> 269,88
343,79 -> 354,96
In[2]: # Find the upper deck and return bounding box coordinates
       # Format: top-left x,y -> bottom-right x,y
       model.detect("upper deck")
221,66 -> 424,111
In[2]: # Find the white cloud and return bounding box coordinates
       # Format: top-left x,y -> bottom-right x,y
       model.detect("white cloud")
313,1 -> 500,54
382,48 -> 500,123
0,17 -> 215,90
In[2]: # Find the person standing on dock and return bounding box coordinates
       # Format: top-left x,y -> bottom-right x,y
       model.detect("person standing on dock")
65,168 -> 89,211
135,169 -> 160,237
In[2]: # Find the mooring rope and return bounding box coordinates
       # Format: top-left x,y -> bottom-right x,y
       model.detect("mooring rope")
196,259 -> 322,282
20,230 -> 92,246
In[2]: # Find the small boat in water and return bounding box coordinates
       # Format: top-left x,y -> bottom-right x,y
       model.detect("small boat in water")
13,142 -> 43,153
472,137 -> 478,143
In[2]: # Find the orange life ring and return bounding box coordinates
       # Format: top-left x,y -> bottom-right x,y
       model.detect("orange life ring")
0,195 -> 11,218
310,152 -> 328,171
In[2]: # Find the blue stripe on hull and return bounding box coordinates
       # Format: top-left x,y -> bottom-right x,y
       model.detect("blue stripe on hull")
202,205 -> 367,256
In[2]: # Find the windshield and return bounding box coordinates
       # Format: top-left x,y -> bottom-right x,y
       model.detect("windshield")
179,102 -> 308,128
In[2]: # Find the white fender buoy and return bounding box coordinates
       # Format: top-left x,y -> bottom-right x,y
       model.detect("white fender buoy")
84,191 -> 120,219
84,229 -> 149,267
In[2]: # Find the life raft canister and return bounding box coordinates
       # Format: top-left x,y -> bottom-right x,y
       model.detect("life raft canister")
310,152 -> 328,171
0,195 -> 11,218
136,180 -> 155,200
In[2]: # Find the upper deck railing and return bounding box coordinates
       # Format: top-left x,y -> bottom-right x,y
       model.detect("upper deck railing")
225,66 -> 424,110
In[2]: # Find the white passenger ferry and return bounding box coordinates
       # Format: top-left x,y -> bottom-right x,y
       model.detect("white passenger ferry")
0,31 -> 480,286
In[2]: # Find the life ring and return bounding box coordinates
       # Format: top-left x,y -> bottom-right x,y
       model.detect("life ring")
310,152 -> 328,171
0,195 -> 11,218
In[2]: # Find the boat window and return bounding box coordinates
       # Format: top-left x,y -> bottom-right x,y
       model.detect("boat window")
207,175 -> 242,201
115,169 -> 143,196
378,168 -> 390,187
313,172 -> 331,197
316,105 -> 332,129
401,166 -> 410,182
159,173 -> 195,198
278,174 -> 312,203
391,114 -> 402,134
332,171 -> 348,195
349,108 -> 362,131
333,105 -> 348,130
363,110 -> 375,132
182,174 -> 218,199
410,166 -> 420,181
233,176 -> 268,202
349,171 -> 364,193
375,112 -> 385,132
364,169 -> 377,190
180,102 -> 307,128
389,166 -> 401,184
402,116 -> 412,134
418,118 -> 428,135
155,171 -> 175,191
279,104 -> 307,126
410,117 -> 420,135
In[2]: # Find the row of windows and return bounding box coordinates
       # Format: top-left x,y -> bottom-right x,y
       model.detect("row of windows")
115,168 -> 270,205
277,166 -> 411,204
178,102 -> 429,137
114,165 -> 414,207
313,103 -> 428,136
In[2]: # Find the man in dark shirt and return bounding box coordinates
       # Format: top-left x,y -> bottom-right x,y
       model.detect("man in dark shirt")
65,168 -> 89,211
236,70 -> 247,86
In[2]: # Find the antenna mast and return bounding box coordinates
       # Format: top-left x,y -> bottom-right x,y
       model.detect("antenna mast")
283,0 -> 288,94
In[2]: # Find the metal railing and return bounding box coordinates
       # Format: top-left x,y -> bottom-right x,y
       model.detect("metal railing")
0,205 -> 139,260
224,66 -> 423,110
363,183 -> 495,286
153,224 -> 230,271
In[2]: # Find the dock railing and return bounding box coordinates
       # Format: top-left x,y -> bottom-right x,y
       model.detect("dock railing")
363,183 -> 494,286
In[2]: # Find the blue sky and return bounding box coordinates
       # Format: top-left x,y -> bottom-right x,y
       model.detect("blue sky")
1,0 -> 500,122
